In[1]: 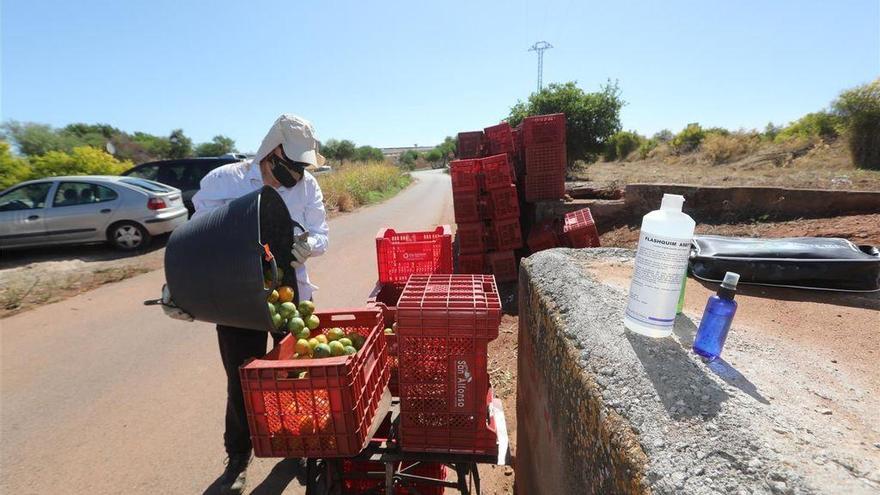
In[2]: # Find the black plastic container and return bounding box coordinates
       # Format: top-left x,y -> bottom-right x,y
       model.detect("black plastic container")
165,186 -> 299,331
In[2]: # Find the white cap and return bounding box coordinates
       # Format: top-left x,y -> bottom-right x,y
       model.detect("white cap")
254,114 -> 326,167
721,272 -> 740,289
660,193 -> 685,211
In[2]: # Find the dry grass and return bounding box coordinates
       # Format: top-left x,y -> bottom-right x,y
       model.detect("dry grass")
317,161 -> 412,212
702,133 -> 761,164
581,139 -> 880,190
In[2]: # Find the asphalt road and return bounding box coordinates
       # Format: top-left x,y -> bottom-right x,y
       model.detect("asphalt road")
0,169 -> 454,495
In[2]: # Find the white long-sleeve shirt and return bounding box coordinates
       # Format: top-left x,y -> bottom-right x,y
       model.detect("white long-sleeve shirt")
191,160 -> 329,301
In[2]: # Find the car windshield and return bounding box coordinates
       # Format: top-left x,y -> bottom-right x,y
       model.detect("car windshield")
119,177 -> 174,193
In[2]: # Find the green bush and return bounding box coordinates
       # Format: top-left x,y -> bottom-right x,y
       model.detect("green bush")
508,81 -> 624,166
354,145 -> 385,162
28,146 -> 132,178
775,111 -> 842,142
195,135 -> 236,157
398,150 -> 420,170
637,138 -> 659,159
652,129 -> 673,143
671,123 -> 706,153
0,141 -> 32,189
604,130 -> 643,161
832,79 -> 880,170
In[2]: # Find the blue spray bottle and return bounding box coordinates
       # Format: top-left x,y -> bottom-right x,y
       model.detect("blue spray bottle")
692,272 -> 740,361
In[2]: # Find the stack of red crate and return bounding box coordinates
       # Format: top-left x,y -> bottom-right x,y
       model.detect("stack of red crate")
396,274 -> 502,455
451,153 -> 521,282
521,113 -> 566,202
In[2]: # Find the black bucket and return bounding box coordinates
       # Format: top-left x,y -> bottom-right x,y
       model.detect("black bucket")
164,186 -> 299,331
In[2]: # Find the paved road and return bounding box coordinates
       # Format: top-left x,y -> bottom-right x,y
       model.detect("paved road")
0,169 -> 454,495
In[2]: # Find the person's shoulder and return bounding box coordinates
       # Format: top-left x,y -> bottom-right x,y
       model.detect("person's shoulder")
201,161 -> 252,188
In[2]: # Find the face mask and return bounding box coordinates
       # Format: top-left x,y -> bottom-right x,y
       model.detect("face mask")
269,155 -> 299,188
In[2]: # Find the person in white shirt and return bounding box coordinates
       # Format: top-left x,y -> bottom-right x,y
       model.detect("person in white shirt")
161,114 -> 329,495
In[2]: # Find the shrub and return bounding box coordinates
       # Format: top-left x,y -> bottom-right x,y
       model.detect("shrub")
702,133 -> 760,164
317,161 -> 411,211
637,138 -> 659,159
671,123 -> 706,153
604,130 -> 643,161
508,81 -> 624,166
832,79 -> 880,170
28,146 -> 132,178
776,111 -> 842,142
354,145 -> 385,162
652,129 -> 674,143
0,141 -> 32,189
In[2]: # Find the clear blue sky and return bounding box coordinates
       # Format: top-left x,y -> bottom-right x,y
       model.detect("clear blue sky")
2,0 -> 878,152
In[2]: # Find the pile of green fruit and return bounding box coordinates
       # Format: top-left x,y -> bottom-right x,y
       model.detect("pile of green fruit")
267,287 -> 320,334
294,327 -> 366,360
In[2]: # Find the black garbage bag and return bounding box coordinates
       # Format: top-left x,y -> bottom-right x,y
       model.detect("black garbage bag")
690,235 -> 880,292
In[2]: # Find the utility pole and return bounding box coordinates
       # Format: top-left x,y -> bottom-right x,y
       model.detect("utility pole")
528,41 -> 553,92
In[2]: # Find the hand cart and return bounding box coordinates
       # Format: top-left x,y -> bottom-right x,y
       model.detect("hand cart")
301,390 -> 511,495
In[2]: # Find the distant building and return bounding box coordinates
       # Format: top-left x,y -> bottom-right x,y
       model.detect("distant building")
381,146 -> 436,159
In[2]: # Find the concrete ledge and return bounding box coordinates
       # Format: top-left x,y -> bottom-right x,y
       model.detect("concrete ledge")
532,199 -> 628,232
515,249 -> 833,494
625,184 -> 880,223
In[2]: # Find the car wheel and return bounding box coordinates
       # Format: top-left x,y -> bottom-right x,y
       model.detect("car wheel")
108,221 -> 151,251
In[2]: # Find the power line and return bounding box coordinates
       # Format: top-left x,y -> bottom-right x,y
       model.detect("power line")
528,41 -> 553,92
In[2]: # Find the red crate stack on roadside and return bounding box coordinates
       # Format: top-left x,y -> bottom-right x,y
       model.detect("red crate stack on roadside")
396,274 -> 502,456
521,113 -> 566,202
451,153 -> 520,282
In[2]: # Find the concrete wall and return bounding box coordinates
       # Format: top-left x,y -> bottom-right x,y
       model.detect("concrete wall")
514,248 -> 820,495
624,184 -> 880,223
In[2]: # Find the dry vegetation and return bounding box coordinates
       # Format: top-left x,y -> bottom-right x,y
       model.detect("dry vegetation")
579,139 -> 880,191
317,161 -> 412,213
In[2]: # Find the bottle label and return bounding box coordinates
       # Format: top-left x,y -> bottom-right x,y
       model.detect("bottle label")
625,232 -> 692,330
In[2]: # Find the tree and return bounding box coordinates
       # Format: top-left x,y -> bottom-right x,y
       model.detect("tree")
28,146 -> 132,178
195,135 -> 237,157
167,129 -> 193,159
604,130 -> 644,161
132,132 -> 172,159
652,129 -> 674,143
832,78 -> 880,170
1,121 -> 78,156
354,145 -> 385,162
508,81 -> 624,165
671,123 -> 706,153
0,141 -> 32,188
398,150 -> 420,170
322,139 -> 357,161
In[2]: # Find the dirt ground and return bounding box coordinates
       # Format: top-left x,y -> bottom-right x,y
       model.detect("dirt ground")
0,237 -> 169,317
480,315 -> 519,495
579,141 -> 880,192
601,213 -> 880,249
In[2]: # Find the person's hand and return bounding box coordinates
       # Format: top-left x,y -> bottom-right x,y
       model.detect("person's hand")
161,284 -> 194,321
290,236 -> 313,269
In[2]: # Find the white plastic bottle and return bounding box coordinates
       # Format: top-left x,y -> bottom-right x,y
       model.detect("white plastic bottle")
624,194 -> 695,337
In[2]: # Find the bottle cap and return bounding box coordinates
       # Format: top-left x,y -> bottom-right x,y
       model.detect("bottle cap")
721,272 -> 740,290
660,194 -> 685,211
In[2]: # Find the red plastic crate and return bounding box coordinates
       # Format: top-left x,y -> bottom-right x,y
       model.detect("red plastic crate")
483,122 -> 515,155
527,219 -> 560,253
455,222 -> 485,255
452,191 -> 482,223
399,385 -> 499,456
524,141 -> 566,176
488,217 -> 523,251
524,173 -> 566,202
562,207 -> 601,248
456,252 -> 486,274
397,274 -> 502,339
367,282 -> 405,396
486,250 -> 517,283
450,159 -> 481,194
480,153 -> 515,191
342,459 -> 447,495
522,113 -> 566,145
376,226 -> 453,285
457,131 -> 484,159
241,309 -> 390,458
485,185 -> 519,220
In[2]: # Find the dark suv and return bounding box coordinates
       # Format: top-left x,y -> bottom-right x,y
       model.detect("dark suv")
121,157 -> 243,216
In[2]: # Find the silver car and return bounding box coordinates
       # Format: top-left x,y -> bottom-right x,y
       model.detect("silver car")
0,176 -> 188,251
